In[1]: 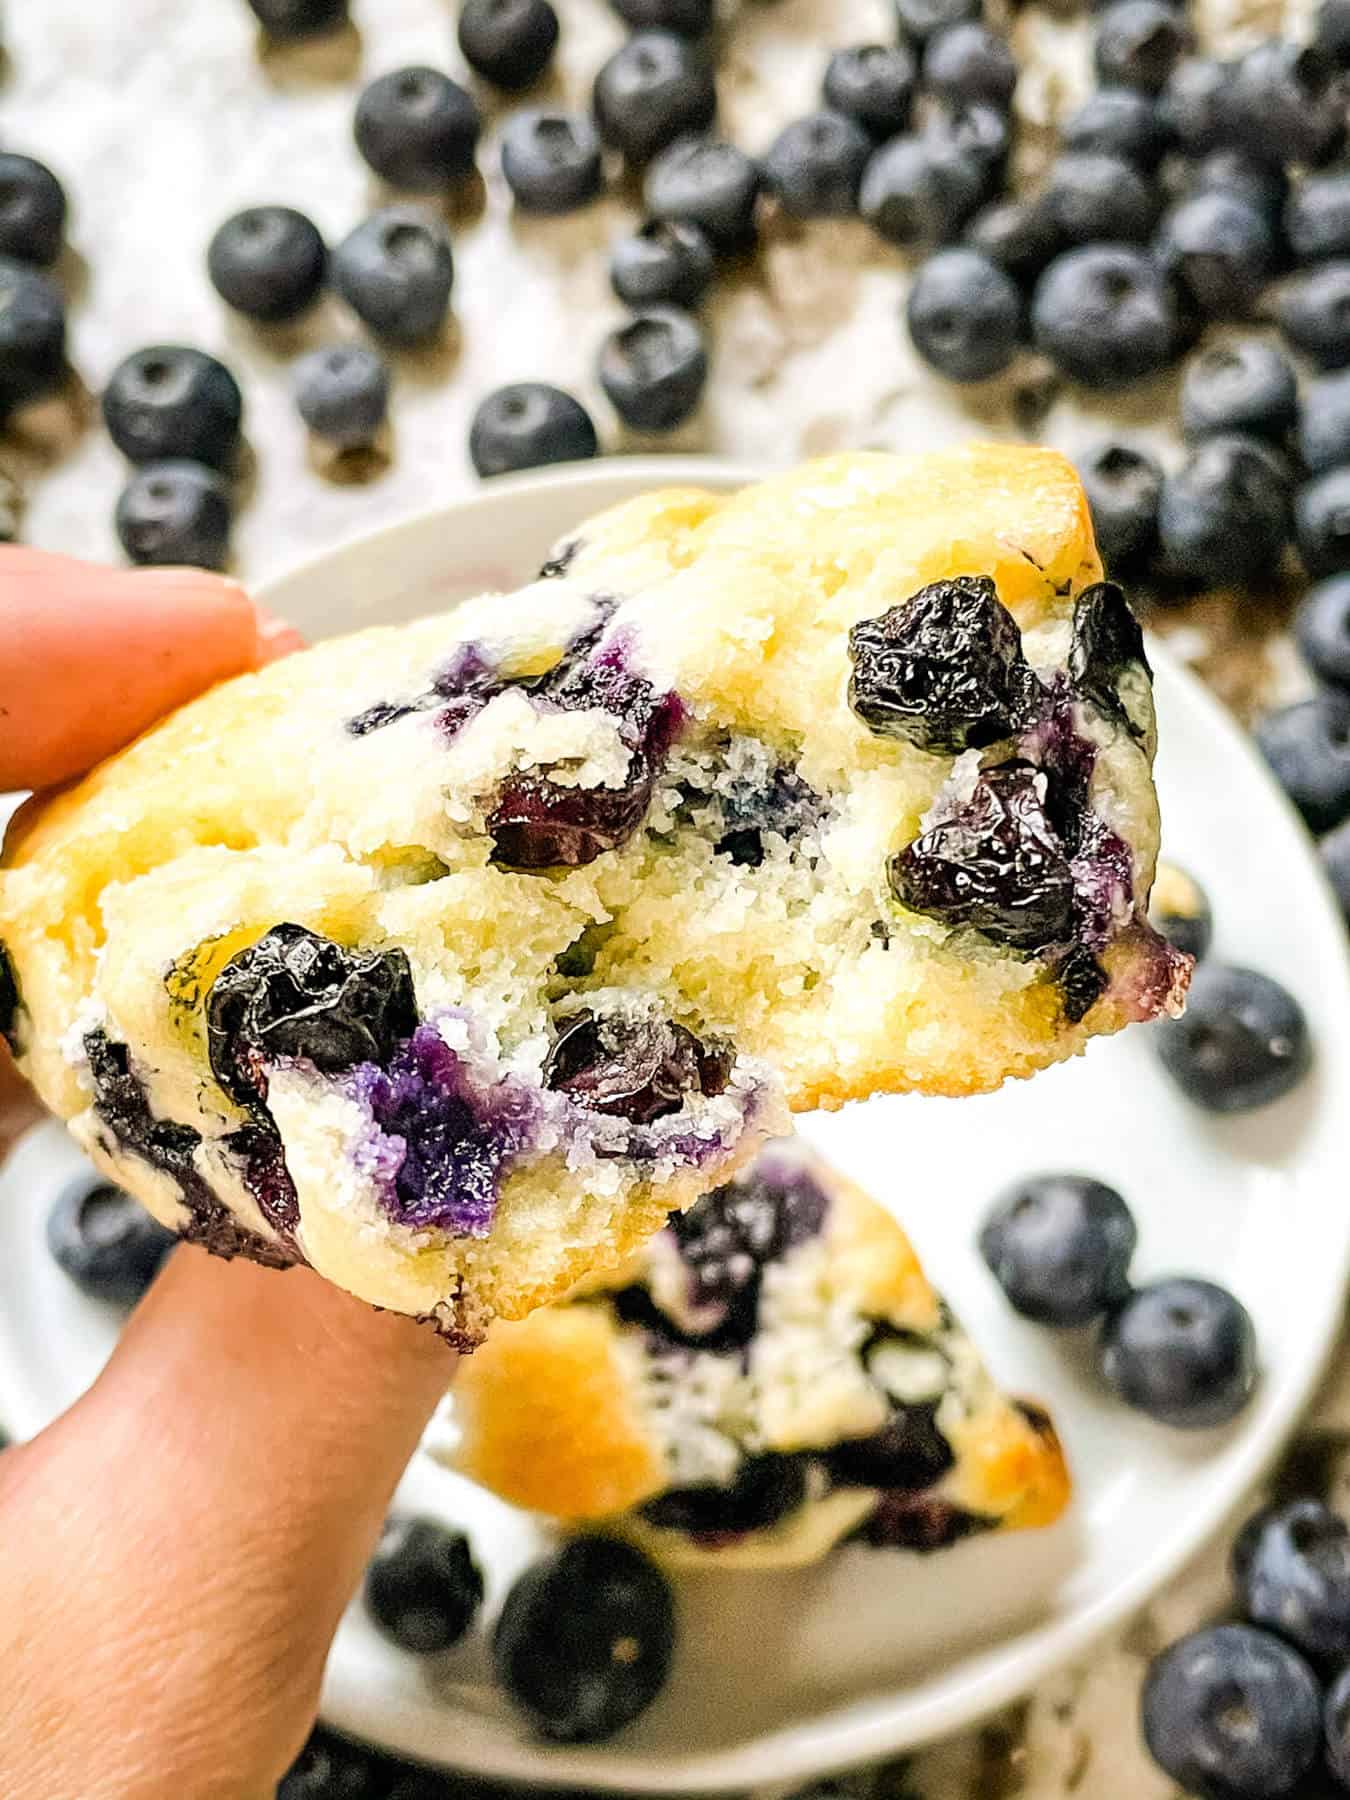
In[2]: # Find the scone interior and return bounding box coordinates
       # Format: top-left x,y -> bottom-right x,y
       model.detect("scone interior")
447,1140 -> 1072,1570
0,448 -> 1186,1335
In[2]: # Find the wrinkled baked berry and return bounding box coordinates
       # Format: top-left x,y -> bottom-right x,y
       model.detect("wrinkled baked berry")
858,1494 -> 992,1551
640,1454 -> 809,1540
0,941 -> 21,1052
488,761 -> 657,869
668,1163 -> 827,1332
823,1402 -> 956,1489
544,1009 -> 730,1125
1068,580 -> 1150,736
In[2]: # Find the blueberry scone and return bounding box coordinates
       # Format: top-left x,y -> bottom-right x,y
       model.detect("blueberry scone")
0,448 -> 1187,1338
444,1141 -> 1072,1569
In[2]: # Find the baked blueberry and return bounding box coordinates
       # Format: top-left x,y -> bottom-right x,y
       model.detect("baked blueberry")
1155,961 -> 1312,1113
1061,86 -> 1171,167
893,0 -> 981,46
1101,1277 -> 1258,1427
206,205 -> 327,324
1141,1624 -> 1321,1796
922,23 -> 1018,110
762,111 -> 872,218
364,1515 -> 484,1654
0,258 -> 66,418
1239,1498 -> 1350,1658
1150,862 -> 1213,960
666,1171 -> 826,1339
860,133 -> 985,245
245,0 -> 349,37
1318,0 -> 1350,67
1159,56 -> 1230,153
469,382 -> 598,476
457,0 -> 559,91
592,32 -> 716,165
1188,148 -> 1287,221
1094,0 -> 1191,94
644,138 -> 762,253
332,210 -> 454,346
823,44 -> 916,140
493,1537 -> 676,1742
608,0 -> 713,33
1180,342 -> 1298,445
115,461 -> 234,572
277,1727 -> 384,1799
597,307 -> 707,431
544,1010 -> 729,1121
610,218 -> 715,309
1031,244 -> 1179,387
1300,369 -> 1350,475
353,67 -> 480,190
640,1453 -> 810,1534
1079,441 -> 1163,573
905,247 -> 1022,381
1157,435 -> 1291,589
1154,190 -> 1275,320
1287,167 -> 1350,266
0,153 -> 67,268
1278,261 -> 1350,371
1044,152 -> 1160,245
1256,693 -> 1350,832
294,344 -> 391,450
1296,573 -> 1350,686
46,1169 -> 177,1306
980,1173 -> 1137,1326
1296,465 -> 1350,578
102,345 -> 242,469
1226,41 -> 1346,167
501,110 -> 603,214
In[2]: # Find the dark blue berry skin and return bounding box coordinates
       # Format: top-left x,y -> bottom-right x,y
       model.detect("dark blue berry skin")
277,1727 -> 385,1799
644,138 -> 762,254
823,44 -> 916,140
1325,817 -> 1350,920
245,0 -> 349,38
1159,57 -> 1230,154
1188,149 -> 1287,222
502,111 -> 604,213
1287,168 -> 1350,266
1101,1278 -> 1259,1428
294,344 -> 391,449
1031,244 -> 1180,387
469,382 -> 598,476
1256,693 -> 1350,833
1094,0 -> 1191,94
1227,42 -> 1346,169
1239,1499 -> 1350,1659
364,1516 -> 484,1655
893,0 -> 981,47
102,346 -> 243,470
609,0 -> 714,33
1296,466 -> 1350,578
905,247 -> 1022,381
610,218 -> 715,309
979,1174 -> 1137,1326
762,111 -> 872,218
47,1170 -> 177,1307
593,33 -> 716,165
1318,0 -> 1350,68
1297,574 -> 1350,687
598,307 -> 707,431
207,206 -> 327,324
1279,262 -> 1350,372
354,67 -> 481,191
1079,440 -> 1163,573
965,195 -> 1064,284
860,134 -> 986,245
928,100 -> 1010,185
1157,435 -> 1291,589
458,0 -> 559,91
0,154 -> 67,268
1044,152 -> 1160,246
332,210 -> 455,346
116,461 -> 234,572
1141,1624 -> 1321,1797
1061,86 -> 1171,167
1180,342 -> 1298,446
1328,1664 -> 1350,1786
1155,962 -> 1312,1114
1150,865 -> 1214,960
1154,190 -> 1275,321
1301,369 -> 1350,476
493,1537 -> 676,1743
0,258 -> 66,418
922,23 -> 1018,110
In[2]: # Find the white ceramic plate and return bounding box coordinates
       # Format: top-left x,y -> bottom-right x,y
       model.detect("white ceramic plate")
2,460 -> 1348,1795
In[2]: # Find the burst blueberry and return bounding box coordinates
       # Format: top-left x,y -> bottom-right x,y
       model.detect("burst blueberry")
1101,1277 -> 1258,1428
457,0 -> 559,91
610,218 -> 715,309
0,153 -> 67,267
597,307 -> 707,432
1031,244 -> 1179,387
1181,342 -> 1298,446
980,1173 -> 1137,1326
47,1169 -> 177,1307
332,209 -> 455,345
644,138 -> 762,253
593,32 -> 716,165
1157,435 -> 1291,589
354,67 -> 480,190
762,111 -> 872,218
1297,466 -> 1350,577
207,206 -> 327,324
365,1515 -> 484,1654
1296,574 -> 1350,687
103,345 -> 242,470
1155,961 -> 1312,1113
116,461 -> 234,572
1079,441 -> 1163,573
1155,190 -> 1275,321
469,382 -> 598,477
294,344 -> 391,450
905,248 -> 1022,381
823,44 -> 916,139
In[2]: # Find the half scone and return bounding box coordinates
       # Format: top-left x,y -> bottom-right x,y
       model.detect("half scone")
445,1140 -> 1072,1569
0,448 -> 1187,1339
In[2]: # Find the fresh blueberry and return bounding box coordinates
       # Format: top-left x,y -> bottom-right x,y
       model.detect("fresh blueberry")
332,210 -> 455,346
102,346 -> 243,469
905,247 -> 1021,381
1079,440 -> 1163,573
822,44 -> 916,140
493,1537 -> 676,1743
1225,41 -> 1345,169
1188,148 -> 1287,221
608,0 -> 713,33
893,0 -> 981,46
206,205 -> 327,324
1061,86 -> 1171,167
610,218 -> 715,309
1031,244 -> 1180,387
1141,1624 -> 1321,1797
1101,1278 -> 1258,1428
922,23 -> 1018,109
1325,817 -> 1350,925
1296,465 -> 1350,578
1157,435 -> 1291,588
0,258 -> 66,418
1328,1664 -> 1350,1790
1297,574 -> 1350,687
1154,190 -> 1276,321
762,110 -> 872,218
115,461 -> 234,572
1159,56 -> 1231,153
1238,1498 -> 1350,1658
1155,961 -> 1312,1113
245,0 -> 349,38
1180,342 -> 1298,445
1318,0 -> 1350,68
860,133 -> 986,245
1287,167 -> 1350,266
364,1516 -> 484,1655
644,138 -> 762,253
1278,261 -> 1350,372
1301,369 -> 1350,476
0,153 -> 67,268
277,1727 -> 385,1799
1256,692 -> 1350,833
457,0 -> 559,91
979,1173 -> 1137,1326
592,33 -> 716,165
1043,152 -> 1160,245
46,1169 -> 177,1306
964,195 -> 1064,284
598,307 -> 707,432
927,99 -> 1011,184
354,67 -> 480,191
469,382 -> 598,476
1149,862 -> 1214,960
1094,0 -> 1191,94
294,344 -> 391,449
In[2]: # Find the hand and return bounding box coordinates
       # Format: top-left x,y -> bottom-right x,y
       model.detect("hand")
0,552 -> 455,1800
